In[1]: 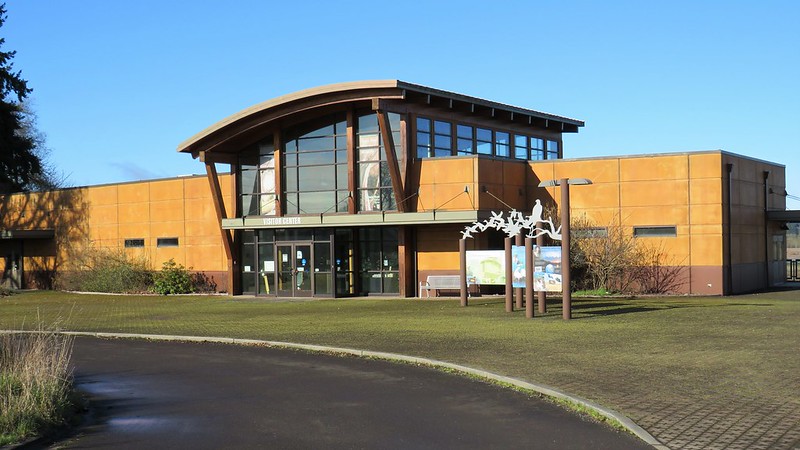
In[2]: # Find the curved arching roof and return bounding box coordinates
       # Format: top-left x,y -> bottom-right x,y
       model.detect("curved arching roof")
177,80 -> 584,158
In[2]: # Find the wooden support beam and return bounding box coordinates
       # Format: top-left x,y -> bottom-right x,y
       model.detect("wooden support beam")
376,109 -> 407,212
205,162 -> 234,262
273,130 -> 283,217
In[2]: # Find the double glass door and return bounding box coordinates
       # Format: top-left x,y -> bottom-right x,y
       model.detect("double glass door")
276,244 -> 312,297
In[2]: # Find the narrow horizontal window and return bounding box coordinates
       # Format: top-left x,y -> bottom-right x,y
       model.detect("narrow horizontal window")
124,238 -> 145,248
157,237 -> 180,247
633,226 -> 677,237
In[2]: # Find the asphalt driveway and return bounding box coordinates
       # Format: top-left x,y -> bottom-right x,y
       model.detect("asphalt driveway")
49,337 -> 651,449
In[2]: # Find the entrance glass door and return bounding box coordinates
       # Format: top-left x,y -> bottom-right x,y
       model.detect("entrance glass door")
276,244 -> 312,297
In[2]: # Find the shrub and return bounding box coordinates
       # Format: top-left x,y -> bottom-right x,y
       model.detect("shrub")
153,259 -> 193,295
0,331 -> 75,446
58,248 -> 152,293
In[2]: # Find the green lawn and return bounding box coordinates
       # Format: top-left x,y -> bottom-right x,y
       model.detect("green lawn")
2,290 -> 799,448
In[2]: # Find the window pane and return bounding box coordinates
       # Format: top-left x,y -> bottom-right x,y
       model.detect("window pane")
359,162 -> 380,189
314,243 -> 331,271
259,194 -> 276,216
358,134 -> 380,148
633,226 -> 677,237
416,117 -> 430,132
434,135 -> 451,150
298,166 -> 336,191
457,138 -> 474,154
336,164 -> 348,189
457,124 -> 472,138
336,135 -> 347,150
359,147 -> 380,162
241,195 -> 259,215
434,148 -> 452,157
531,137 -> 544,150
358,113 -> 379,133
476,128 -> 491,141
297,150 -> 335,166
382,272 -> 399,293
434,120 -> 450,135
300,123 -> 334,138
417,146 -> 431,159
515,146 -> 528,159
547,140 -> 559,152
416,132 -> 430,146
298,136 -> 335,152
157,237 -> 179,247
298,191 -> 336,214
258,243 -> 274,273
314,272 -> 332,295
476,140 -> 492,155
515,135 -> 527,147
240,169 -> 257,195
360,188 -> 380,211
359,241 -> 382,270
285,167 -> 297,192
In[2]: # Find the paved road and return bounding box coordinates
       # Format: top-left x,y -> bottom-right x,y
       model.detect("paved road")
49,337 -> 651,449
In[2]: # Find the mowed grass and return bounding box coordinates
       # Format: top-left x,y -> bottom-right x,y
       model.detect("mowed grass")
1,290 -> 798,433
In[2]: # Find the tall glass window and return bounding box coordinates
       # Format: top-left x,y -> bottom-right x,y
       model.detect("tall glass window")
357,112 -> 399,212
495,132 -> 510,157
239,138 -> 276,216
284,113 -> 349,214
416,117 -> 432,158
456,124 -> 474,155
476,127 -> 492,155
546,140 -> 559,160
531,137 -> 545,160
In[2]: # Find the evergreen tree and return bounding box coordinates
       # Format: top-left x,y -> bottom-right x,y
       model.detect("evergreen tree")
0,3 -> 50,193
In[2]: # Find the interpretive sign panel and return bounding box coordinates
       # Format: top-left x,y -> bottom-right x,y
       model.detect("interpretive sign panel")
465,250 -> 505,285
534,245 -> 562,292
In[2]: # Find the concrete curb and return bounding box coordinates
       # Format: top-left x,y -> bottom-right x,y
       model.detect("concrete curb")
2,330 -> 669,450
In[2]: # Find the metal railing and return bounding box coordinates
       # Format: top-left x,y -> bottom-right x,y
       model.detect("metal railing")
788,260 -> 799,282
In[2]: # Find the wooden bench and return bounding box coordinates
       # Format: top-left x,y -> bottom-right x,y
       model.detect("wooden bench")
419,275 -> 477,298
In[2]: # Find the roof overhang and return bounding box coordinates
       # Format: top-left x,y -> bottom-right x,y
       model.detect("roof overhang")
177,80 -> 584,160
220,210 -> 495,230
0,229 -> 55,240
767,210 -> 800,222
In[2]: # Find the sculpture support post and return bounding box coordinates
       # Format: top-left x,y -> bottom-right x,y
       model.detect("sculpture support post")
525,237 -> 534,319
515,233 -> 523,309
505,237 -> 513,312
560,178 -> 572,320
459,239 -> 468,307
536,220 -> 546,314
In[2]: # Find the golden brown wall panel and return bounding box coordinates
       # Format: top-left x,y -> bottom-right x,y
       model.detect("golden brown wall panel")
149,222 -> 184,239
149,179 -> 185,201
619,155 -> 689,182
553,159 -> 620,184
620,180 -> 689,207
117,184 -> 150,203
688,153 -> 722,179
690,235 -> 723,266
623,206 -> 689,226
88,204 -> 119,224
117,203 -> 150,223
87,185 -> 118,206
117,223 -> 150,240
690,204 -> 724,226
149,200 -> 185,222
570,183 -> 620,209
689,178 -> 723,205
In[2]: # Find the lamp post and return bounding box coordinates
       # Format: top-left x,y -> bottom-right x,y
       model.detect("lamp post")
537,177 -> 592,320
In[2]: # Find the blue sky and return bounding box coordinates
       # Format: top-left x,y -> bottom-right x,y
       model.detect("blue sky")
5,0 -> 799,207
